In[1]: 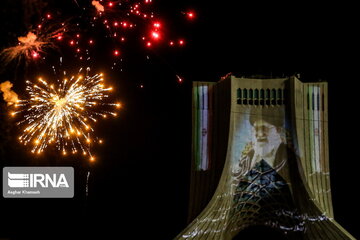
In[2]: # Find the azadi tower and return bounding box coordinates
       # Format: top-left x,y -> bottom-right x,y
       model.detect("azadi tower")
174,75 -> 355,239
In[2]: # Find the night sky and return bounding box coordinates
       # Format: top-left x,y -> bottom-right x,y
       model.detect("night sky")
0,0 -> 358,239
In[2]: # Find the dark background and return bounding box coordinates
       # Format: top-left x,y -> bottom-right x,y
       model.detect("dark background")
0,0 -> 358,239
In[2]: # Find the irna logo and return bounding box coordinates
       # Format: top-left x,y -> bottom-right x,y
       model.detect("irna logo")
8,172 -> 69,188
3,167 -> 74,198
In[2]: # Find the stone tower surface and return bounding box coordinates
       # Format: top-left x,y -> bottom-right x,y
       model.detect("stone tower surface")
175,75 -> 355,239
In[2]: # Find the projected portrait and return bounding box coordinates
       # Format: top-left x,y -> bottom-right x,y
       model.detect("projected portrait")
234,108 -> 288,177
228,108 -> 299,236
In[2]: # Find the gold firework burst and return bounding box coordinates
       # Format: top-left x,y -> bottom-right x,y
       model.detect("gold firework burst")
11,69 -> 121,161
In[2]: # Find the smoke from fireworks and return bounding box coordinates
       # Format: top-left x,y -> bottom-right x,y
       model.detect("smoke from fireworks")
0,81 -> 19,106
92,0 -> 105,12
10,68 -> 121,161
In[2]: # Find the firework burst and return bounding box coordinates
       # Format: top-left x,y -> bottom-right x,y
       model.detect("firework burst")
0,15 -> 67,66
11,68 -> 121,161
86,0 -> 191,55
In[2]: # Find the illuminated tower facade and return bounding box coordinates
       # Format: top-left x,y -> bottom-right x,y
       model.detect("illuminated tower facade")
174,75 -> 355,239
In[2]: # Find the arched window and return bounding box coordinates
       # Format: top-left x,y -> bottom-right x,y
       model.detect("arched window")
254,89 -> 259,105
249,89 -> 253,105
260,89 -> 265,106
266,89 -> 271,105
243,88 -> 248,105
254,89 -> 259,99
271,89 -> 276,105
237,88 -> 242,104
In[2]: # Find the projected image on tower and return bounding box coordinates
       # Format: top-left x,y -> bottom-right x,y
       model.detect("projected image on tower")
231,108 -> 287,176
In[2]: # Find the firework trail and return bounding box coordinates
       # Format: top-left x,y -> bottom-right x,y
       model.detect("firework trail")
86,170 -> 91,197
10,68 -> 121,161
